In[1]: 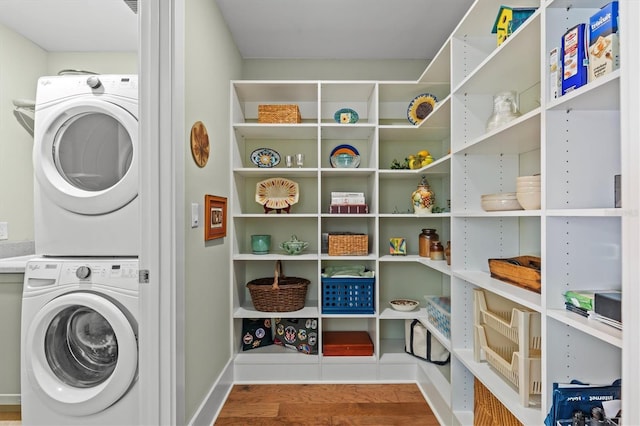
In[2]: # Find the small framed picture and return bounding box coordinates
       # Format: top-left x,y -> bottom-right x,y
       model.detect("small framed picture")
205,195 -> 227,240
389,237 -> 407,256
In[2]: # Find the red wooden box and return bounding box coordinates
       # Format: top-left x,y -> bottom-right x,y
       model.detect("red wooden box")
322,331 -> 373,356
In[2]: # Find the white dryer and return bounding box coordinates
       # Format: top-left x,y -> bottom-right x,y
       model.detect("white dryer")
33,75 -> 139,256
21,257 -> 139,426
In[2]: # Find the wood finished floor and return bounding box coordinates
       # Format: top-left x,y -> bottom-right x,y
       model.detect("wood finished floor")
0,405 -> 20,425
214,384 -> 440,425
0,384 -> 440,425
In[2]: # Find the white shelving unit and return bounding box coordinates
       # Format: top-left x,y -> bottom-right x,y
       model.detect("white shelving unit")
228,0 -> 634,423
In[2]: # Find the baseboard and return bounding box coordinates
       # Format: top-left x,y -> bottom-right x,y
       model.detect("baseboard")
0,395 -> 20,406
187,358 -> 233,426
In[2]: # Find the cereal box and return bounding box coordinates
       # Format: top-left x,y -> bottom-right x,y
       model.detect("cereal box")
549,47 -> 561,100
561,23 -> 589,95
589,1 -> 619,81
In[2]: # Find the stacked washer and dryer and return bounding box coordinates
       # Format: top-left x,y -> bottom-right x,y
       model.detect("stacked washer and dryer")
21,75 -> 141,425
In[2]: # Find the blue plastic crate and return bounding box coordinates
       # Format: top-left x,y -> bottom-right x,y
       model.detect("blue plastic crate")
425,295 -> 451,338
322,277 -> 375,314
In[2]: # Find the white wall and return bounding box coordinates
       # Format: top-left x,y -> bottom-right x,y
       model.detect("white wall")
183,0 -> 241,421
242,58 -> 429,81
0,24 -> 46,245
47,52 -> 137,75
0,23 -> 136,251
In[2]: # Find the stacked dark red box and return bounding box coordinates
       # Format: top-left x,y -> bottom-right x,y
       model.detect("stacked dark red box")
329,204 -> 369,214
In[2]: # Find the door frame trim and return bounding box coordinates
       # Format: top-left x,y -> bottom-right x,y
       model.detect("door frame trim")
138,0 -> 185,424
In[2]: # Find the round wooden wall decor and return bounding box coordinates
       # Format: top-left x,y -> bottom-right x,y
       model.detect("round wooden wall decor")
190,121 -> 210,167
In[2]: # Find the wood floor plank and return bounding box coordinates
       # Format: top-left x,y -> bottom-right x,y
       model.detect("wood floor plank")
216,402 -> 280,418
214,384 -> 440,426
278,402 -> 433,417
330,415 -> 440,425
215,417 -> 332,426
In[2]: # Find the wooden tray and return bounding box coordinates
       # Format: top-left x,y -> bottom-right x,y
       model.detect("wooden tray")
488,255 -> 541,293
322,331 -> 373,356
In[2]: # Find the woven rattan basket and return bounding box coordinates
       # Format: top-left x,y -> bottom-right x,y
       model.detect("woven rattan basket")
328,233 -> 368,256
246,260 -> 309,312
258,104 -> 302,123
474,378 -> 522,426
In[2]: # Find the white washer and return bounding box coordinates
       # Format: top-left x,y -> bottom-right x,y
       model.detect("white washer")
33,75 -> 139,256
21,258 -> 139,426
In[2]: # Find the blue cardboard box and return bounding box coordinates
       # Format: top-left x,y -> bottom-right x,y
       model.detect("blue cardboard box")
561,23 -> 588,95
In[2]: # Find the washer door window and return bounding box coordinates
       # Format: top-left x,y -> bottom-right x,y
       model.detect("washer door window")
34,98 -> 138,215
45,306 -> 118,388
25,292 -> 137,416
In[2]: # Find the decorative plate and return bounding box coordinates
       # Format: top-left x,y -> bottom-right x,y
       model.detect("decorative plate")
329,144 -> 360,168
190,121 -> 210,168
330,143 -> 359,158
407,93 -> 438,125
250,148 -> 281,168
334,108 -> 359,124
255,177 -> 299,214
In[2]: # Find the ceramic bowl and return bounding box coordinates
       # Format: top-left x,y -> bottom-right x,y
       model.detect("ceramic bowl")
516,186 -> 541,193
516,175 -> 541,183
481,192 -> 517,200
516,182 -> 541,189
331,153 -> 361,168
516,191 -> 541,210
481,198 -> 523,211
390,299 -> 420,312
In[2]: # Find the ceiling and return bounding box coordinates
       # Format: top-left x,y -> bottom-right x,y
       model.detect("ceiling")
0,0 -> 474,60
0,0 -> 138,52
215,0 -> 474,59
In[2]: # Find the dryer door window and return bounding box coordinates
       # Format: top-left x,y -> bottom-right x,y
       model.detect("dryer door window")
45,305 -> 118,388
34,98 -> 138,215
54,112 -> 133,192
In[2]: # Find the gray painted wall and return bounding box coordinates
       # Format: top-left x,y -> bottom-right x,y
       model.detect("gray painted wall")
183,0 -> 241,421
0,24 -> 45,245
0,23 -> 136,248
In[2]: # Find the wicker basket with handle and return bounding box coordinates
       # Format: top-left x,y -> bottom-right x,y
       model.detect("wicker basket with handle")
246,260 -> 310,312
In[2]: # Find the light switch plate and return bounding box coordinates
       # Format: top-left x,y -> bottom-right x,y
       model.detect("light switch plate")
191,203 -> 199,228
0,222 -> 8,240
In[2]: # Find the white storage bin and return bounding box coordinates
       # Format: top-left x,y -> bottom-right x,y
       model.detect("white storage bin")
473,289 -> 542,407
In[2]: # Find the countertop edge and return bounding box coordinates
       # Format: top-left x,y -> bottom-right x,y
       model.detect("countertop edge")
0,255 -> 39,274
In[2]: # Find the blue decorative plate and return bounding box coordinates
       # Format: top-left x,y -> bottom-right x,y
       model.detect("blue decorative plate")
407,93 -> 438,125
250,148 -> 281,168
329,144 -> 360,168
330,144 -> 359,158
334,108 -> 359,124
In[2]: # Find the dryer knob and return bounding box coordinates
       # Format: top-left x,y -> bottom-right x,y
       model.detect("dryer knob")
86,76 -> 102,89
76,266 -> 91,279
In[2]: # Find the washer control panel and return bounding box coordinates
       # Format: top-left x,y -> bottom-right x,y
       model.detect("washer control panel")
24,258 -> 139,292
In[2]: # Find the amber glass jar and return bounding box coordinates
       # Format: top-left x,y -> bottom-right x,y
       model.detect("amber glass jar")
419,228 -> 439,258
430,240 -> 445,260
444,241 -> 451,265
